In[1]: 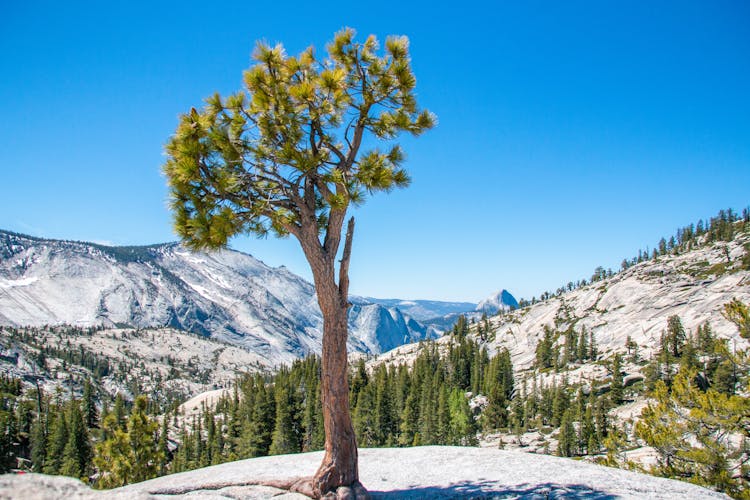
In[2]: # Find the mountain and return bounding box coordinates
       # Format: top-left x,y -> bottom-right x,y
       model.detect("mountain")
374,220 -> 750,375
359,297 -> 477,321
475,289 -> 519,314
0,447 -> 725,499
0,230 -> 441,365
480,230 -> 750,371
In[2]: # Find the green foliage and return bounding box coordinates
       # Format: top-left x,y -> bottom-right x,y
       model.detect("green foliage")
269,383 -> 301,455
724,299 -> 750,339
609,353 -> 624,406
60,401 -> 91,479
163,28 -> 434,249
636,369 -> 749,497
94,396 -> 162,488
557,409 -> 576,457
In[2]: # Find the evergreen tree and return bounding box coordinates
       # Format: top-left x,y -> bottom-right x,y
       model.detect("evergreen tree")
353,384 -> 376,447
374,366 -> 396,445
43,405 -> 67,474
609,354 -> 624,406
163,27 -> 434,497
82,379 -> 98,429
724,299 -> 750,339
588,330 -> 597,360
447,388 -> 477,446
269,385 -> 300,455
30,414 -> 47,472
112,393 -> 126,430
577,327 -> 588,361
128,396 -> 162,482
557,409 -> 575,457
158,415 -> 170,475
636,369 -> 750,496
482,386 -> 508,432
399,389 -> 420,446
94,413 -> 132,487
60,400 -> 91,479
666,315 -> 687,358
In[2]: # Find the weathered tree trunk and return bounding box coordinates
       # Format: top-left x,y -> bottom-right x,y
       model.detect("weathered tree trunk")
293,217 -> 367,499
312,298 -> 360,497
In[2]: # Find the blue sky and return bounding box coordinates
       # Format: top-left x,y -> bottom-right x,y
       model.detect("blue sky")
1,1 -> 748,302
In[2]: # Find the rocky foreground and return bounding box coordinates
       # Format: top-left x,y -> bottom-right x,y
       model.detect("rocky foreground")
0,446 -> 727,499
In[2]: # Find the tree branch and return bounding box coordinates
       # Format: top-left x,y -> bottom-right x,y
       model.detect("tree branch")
338,216 -> 355,306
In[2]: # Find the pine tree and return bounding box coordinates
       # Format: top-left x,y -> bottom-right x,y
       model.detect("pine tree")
112,393 -> 126,430
60,400 -> 90,479
557,409 -> 575,457
302,379 -> 324,452
129,396 -> 162,481
163,27 -> 434,497
636,367 -> 750,495
609,354 -> 624,406
94,413 -> 132,487
577,327 -> 588,361
447,388 -> 477,446
418,370 -> 437,444
435,385 -> 450,444
352,384 -> 376,447
269,385 -> 300,455
666,315 -> 687,358
158,415 -> 170,475
82,379 -> 98,429
482,386 -> 508,432
399,388 -> 420,446
588,330 -> 597,360
43,405 -> 67,474
30,414 -> 47,472
551,380 -> 568,427
374,366 -> 396,445
724,299 -> 750,339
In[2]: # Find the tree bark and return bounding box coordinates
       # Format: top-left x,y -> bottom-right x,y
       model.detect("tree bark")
295,217 -> 364,499
312,299 -> 359,497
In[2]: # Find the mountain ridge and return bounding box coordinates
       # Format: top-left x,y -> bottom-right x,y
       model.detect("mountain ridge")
0,229 -> 479,363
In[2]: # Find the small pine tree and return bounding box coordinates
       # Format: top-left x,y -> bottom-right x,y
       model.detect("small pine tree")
43,406 -> 68,475
609,354 -> 624,406
269,385 -> 300,455
128,396 -> 162,482
557,409 -> 575,457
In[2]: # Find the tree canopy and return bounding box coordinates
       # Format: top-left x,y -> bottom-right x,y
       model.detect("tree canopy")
163,27 -> 434,251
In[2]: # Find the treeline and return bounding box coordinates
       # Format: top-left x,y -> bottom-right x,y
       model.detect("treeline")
169,318 -> 513,472
1,325 -> 223,410
0,316 -> 514,485
517,302 -> 750,498
518,206 -> 750,308
0,377 -> 173,485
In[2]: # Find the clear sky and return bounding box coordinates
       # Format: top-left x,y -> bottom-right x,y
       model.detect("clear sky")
1,1 -> 749,303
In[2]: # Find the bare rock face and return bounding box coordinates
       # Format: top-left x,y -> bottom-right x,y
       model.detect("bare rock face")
376,230 -> 750,377
0,473 -> 149,500
0,447 -> 728,499
0,230 -> 446,365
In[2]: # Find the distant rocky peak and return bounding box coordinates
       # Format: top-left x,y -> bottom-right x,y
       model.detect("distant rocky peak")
475,289 -> 519,314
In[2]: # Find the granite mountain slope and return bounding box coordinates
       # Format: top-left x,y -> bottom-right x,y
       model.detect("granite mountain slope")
374,223 -> 750,373
0,230 -> 453,364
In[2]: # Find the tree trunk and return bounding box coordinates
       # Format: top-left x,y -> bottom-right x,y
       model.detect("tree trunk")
312,297 -> 360,497
295,218 -> 366,499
